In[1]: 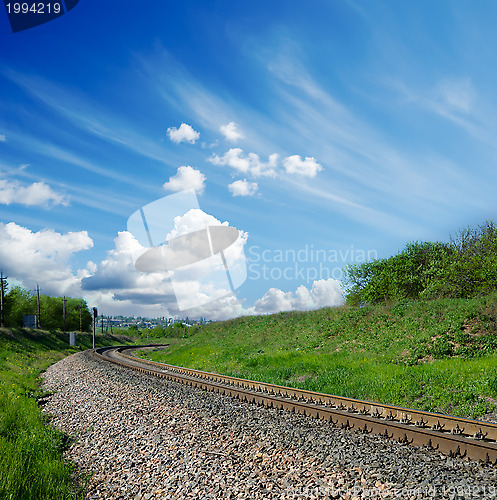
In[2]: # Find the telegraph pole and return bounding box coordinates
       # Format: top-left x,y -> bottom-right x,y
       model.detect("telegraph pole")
92,307 -> 97,349
0,271 -> 6,328
36,284 -> 41,329
62,296 -> 67,333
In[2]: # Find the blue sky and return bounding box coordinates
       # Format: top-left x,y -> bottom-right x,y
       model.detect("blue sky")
1,1 -> 497,319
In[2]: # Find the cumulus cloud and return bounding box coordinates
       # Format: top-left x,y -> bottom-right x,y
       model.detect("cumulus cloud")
163,209 -> 248,310
167,123 -> 200,144
185,278 -> 343,320
84,209 -> 248,316
0,134 -> 6,142
250,279 -> 344,315
0,179 -> 69,207
82,231 -> 177,308
220,122 -> 244,142
210,148 -> 324,184
163,166 -> 206,194
282,155 -> 323,177
209,148 -> 278,178
0,222 -> 93,295
181,293 -> 245,321
228,179 -> 258,197
165,208 -> 227,240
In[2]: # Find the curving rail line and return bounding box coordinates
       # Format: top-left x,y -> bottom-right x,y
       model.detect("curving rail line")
94,345 -> 497,464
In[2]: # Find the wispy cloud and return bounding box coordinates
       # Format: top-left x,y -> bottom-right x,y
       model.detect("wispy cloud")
7,133 -> 155,191
3,70 -> 179,167
137,47 -> 408,224
385,75 -> 497,152
263,49 -> 497,223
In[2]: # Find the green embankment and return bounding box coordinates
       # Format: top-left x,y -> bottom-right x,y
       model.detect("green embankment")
145,294 -> 497,419
0,328 -> 135,500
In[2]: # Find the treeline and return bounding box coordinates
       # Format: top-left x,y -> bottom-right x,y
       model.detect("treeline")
131,322 -> 196,339
1,285 -> 92,331
344,221 -> 497,305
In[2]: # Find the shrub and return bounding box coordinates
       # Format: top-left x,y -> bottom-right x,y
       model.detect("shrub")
344,221 -> 497,305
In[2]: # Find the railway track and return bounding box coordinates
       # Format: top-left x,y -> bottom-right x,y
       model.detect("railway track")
94,345 -> 497,465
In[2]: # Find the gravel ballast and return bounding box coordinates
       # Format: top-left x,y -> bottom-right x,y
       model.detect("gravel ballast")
41,351 -> 497,499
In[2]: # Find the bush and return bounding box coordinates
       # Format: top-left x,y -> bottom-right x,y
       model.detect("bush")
344,221 -> 497,305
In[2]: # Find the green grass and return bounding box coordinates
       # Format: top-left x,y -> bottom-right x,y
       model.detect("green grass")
0,328 -> 140,500
145,294 -> 497,419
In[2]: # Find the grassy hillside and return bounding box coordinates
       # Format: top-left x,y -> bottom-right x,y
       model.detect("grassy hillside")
0,328 -> 136,500
145,294 -> 497,419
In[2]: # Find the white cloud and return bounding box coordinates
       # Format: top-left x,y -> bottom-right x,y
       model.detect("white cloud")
167,123 -> 200,144
0,179 -> 69,207
220,122 -> 244,142
210,149 -> 324,183
228,179 -> 258,197
84,210 -> 248,317
209,148 -> 278,178
163,209 -> 248,311
1,222 -> 341,320
282,155 -> 323,177
0,222 -> 93,296
187,278 -> 343,320
165,208 -> 228,239
0,134 -> 6,142
163,166 -> 206,194
181,294 -> 245,321
250,279 -> 344,315
82,231 -> 175,301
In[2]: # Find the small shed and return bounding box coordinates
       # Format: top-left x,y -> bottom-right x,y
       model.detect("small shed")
23,315 -> 38,328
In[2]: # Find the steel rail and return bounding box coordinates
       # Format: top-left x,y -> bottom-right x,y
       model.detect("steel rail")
93,345 -> 497,464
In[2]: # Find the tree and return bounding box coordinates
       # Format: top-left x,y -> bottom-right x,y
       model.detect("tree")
344,241 -> 453,305
3,287 -> 93,331
343,221 -> 497,305
4,286 -> 36,327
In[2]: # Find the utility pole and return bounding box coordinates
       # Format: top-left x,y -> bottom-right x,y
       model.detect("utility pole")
62,296 -> 67,333
36,284 -> 41,329
92,307 -> 97,349
0,271 -> 6,328
101,315 -> 104,334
